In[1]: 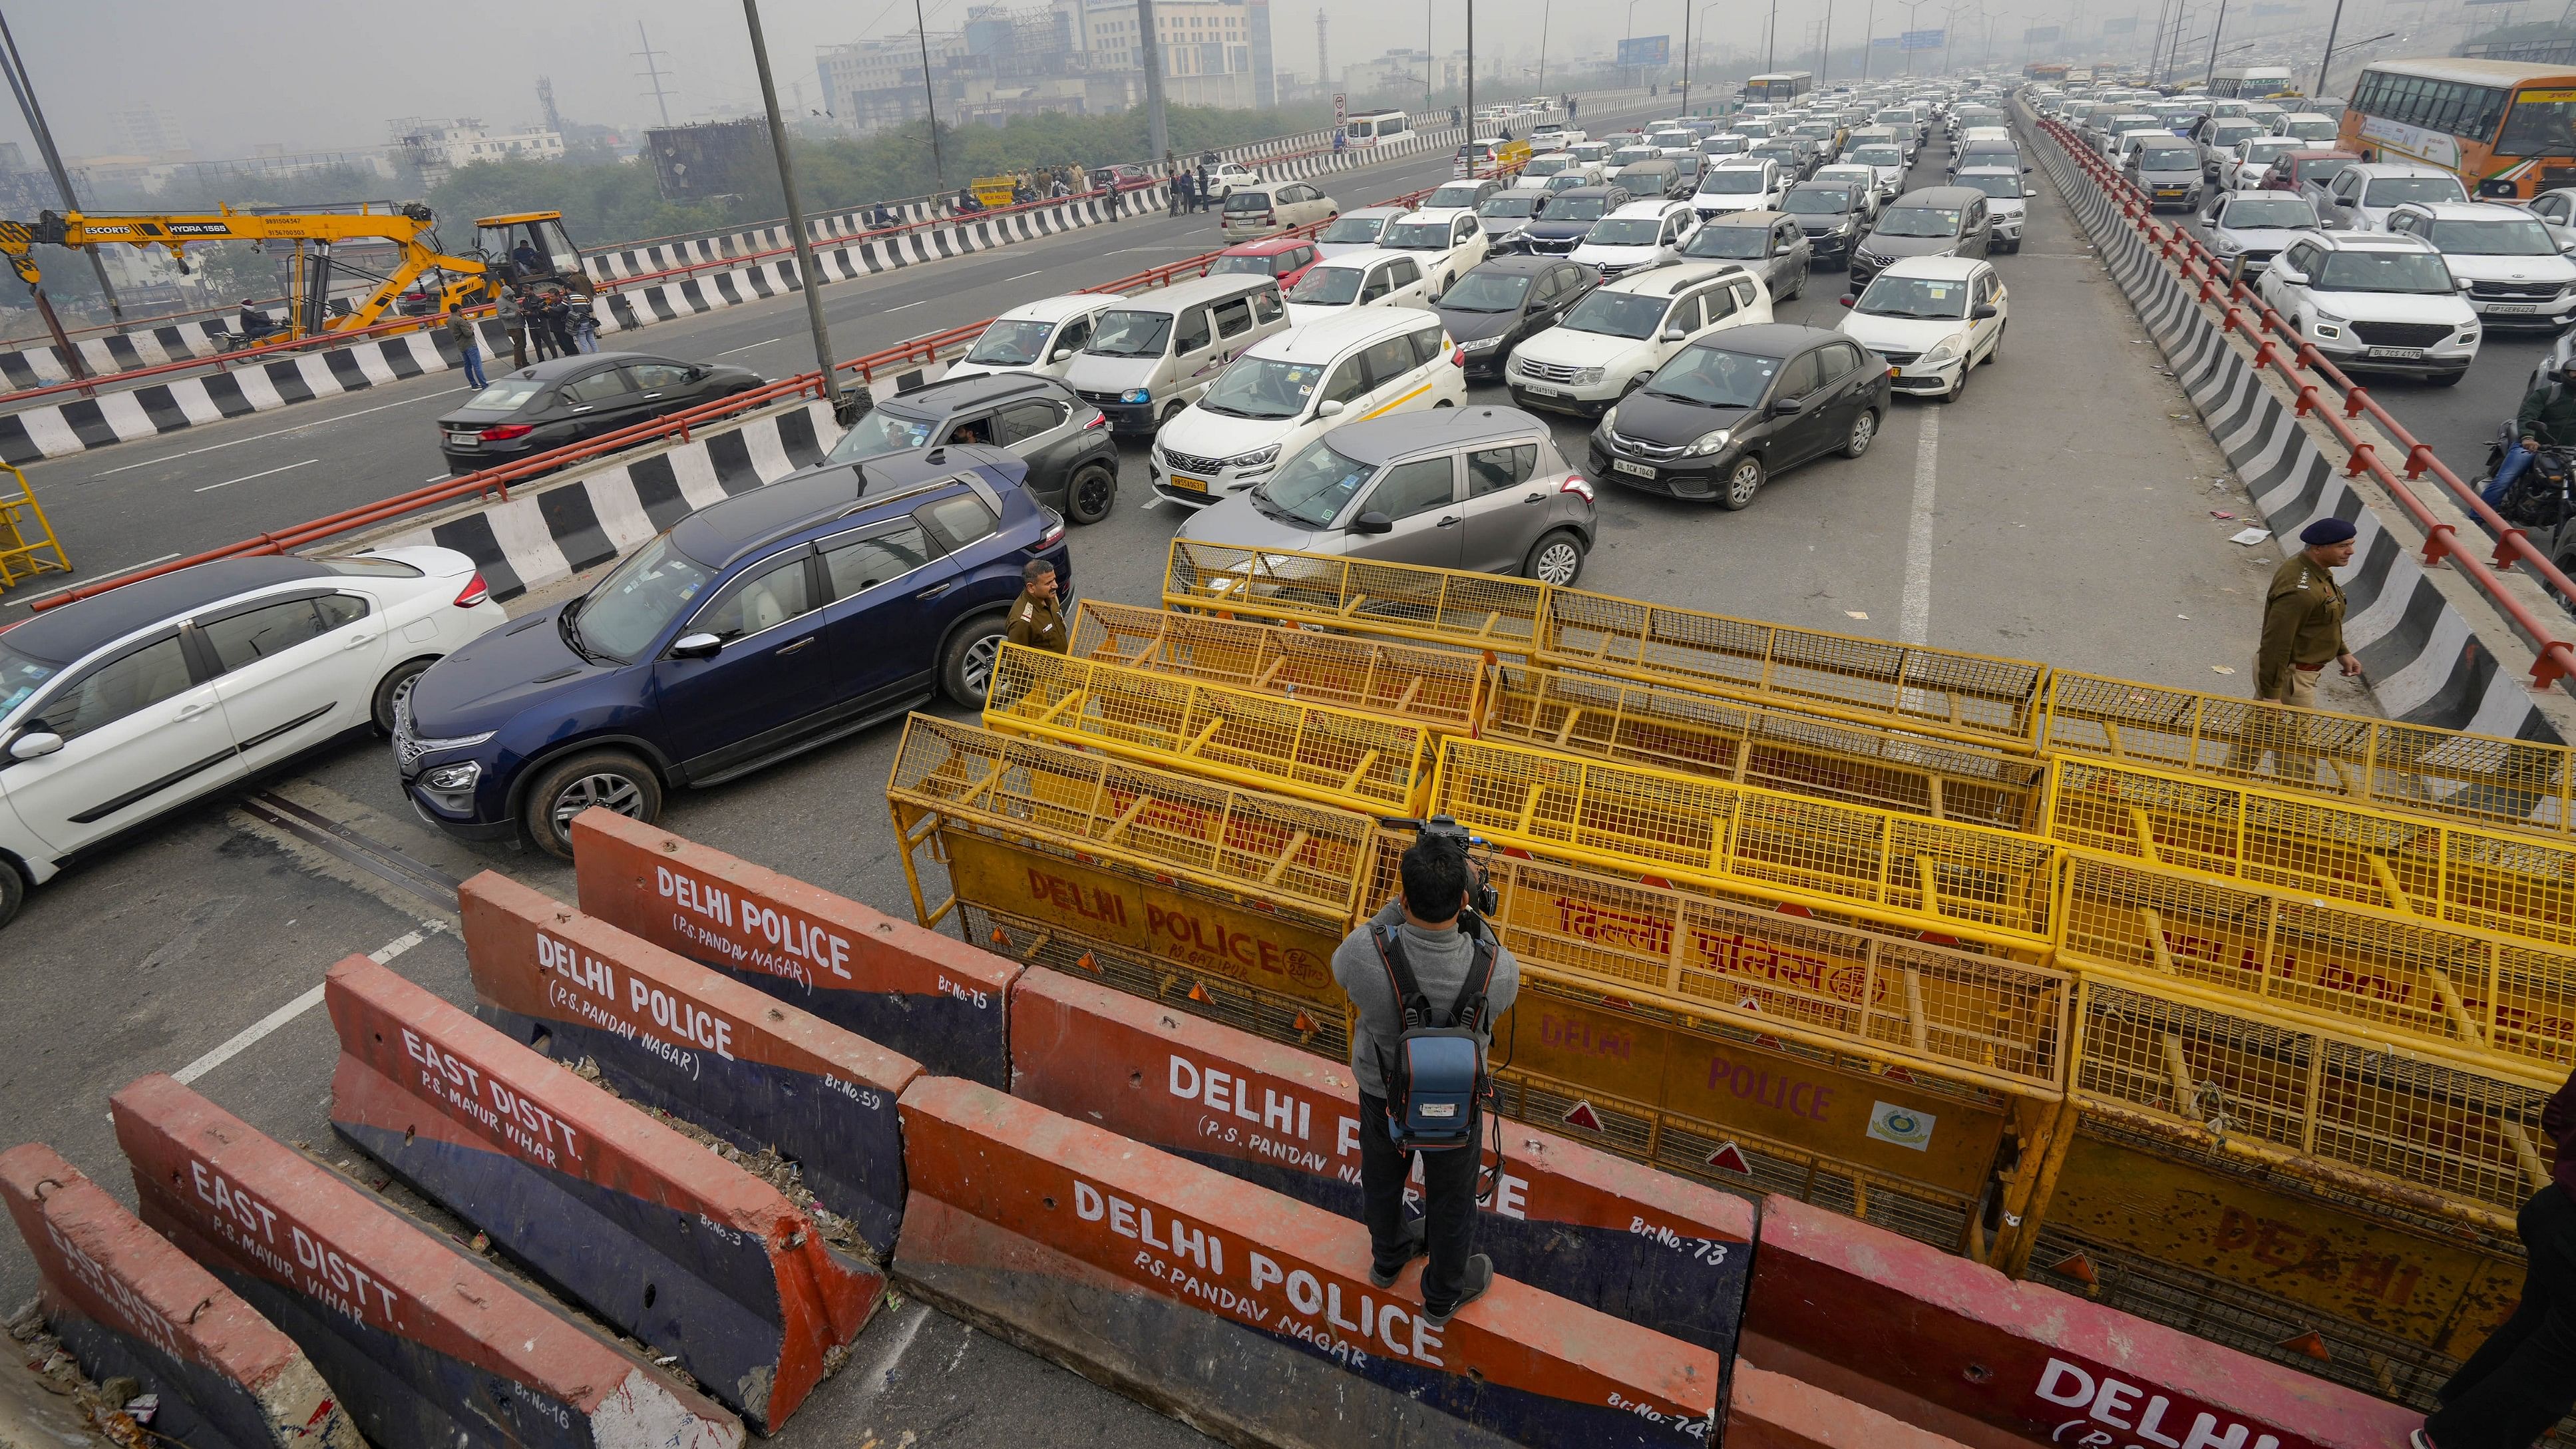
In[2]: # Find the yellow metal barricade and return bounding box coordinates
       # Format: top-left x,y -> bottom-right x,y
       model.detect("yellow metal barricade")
1484,662 -> 2051,831
1070,599 -> 1487,733
2049,756 -> 2576,949
1429,735 -> 2059,950
2044,670 -> 2575,841
1165,538 -> 1545,650
1536,586 -> 2050,753
982,641 -> 1431,815
2058,853 -> 2576,1081
0,462 -> 69,589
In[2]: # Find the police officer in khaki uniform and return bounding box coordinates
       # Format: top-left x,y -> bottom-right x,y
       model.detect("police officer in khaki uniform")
2256,517 -> 2362,708
1006,559 -> 1068,654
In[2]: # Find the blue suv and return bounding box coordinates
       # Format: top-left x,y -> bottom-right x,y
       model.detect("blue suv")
395,446 -> 1070,855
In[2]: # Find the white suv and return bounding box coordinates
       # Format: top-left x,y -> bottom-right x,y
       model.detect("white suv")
1572,198 -> 1701,278
2385,201 -> 2576,332
1507,261 -> 1773,415
2257,231 -> 2480,385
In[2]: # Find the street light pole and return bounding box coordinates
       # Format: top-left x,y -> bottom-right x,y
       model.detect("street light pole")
2312,0 -> 2347,97
1767,0 -> 1779,70
1819,0 -> 1834,81
2201,0 -> 2229,84
741,0 -> 843,417
1862,0 -> 1877,79
1136,0 -> 1169,169
0,7 -> 117,334
912,0 -> 948,191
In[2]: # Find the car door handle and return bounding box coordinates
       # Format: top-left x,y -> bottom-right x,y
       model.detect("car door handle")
775,638 -> 815,656
341,631 -> 379,649
916,582 -> 954,600
1521,491 -> 1545,503
176,699 -> 214,720
570,405 -> 593,413
1436,515 -> 1461,527
643,392 -> 664,400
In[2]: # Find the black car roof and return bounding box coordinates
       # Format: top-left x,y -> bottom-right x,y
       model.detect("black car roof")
2,556 -> 331,664
669,445 -> 1020,569
874,373 -> 1065,417
1552,185 -> 1625,199
1683,321 -> 1845,359
1893,186 -> 1987,206
1461,254 -> 1563,276
495,351 -> 670,382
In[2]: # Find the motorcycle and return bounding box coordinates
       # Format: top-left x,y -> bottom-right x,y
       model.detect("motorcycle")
2476,419 -> 2576,531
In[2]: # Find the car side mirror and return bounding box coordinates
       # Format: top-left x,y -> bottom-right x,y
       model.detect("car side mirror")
2023,165 -> 2034,173
1661,327 -> 1689,341
7,731 -> 61,761
1839,294 -> 1856,307
2271,267 -> 2308,286
1350,510 -> 1394,534
1770,397 -> 1805,415
1317,398 -> 1346,417
669,633 -> 723,660
1972,302 -> 2000,319
1051,348 -> 1074,362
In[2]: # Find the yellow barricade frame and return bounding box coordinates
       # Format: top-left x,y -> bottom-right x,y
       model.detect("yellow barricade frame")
1069,598 -> 1487,733
1164,538 -> 1544,649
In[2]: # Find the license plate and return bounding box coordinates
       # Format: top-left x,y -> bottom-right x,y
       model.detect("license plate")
1169,474 -> 1209,493
2156,188 -> 2183,197
2365,346 -> 2424,360
1611,459 -> 1657,479
445,431 -> 479,447
2487,303 -> 2539,314
1521,383 -> 1564,397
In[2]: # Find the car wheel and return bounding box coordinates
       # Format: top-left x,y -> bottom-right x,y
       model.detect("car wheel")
1161,401 -> 1187,424
1066,463 -> 1117,524
369,656 -> 435,736
1524,528 -> 1586,585
1716,455 -> 1765,511
1842,409 -> 1879,459
942,612 -> 1010,708
522,749 -> 661,859
1945,362 -> 1971,403
0,857 -> 22,930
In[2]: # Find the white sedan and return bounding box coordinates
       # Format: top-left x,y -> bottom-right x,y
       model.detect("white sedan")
0,548 -> 506,926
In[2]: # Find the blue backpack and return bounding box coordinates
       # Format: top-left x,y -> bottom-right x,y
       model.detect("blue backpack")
1370,921 -> 1498,1152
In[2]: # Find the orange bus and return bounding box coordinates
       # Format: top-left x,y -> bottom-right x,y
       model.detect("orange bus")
2338,58 -> 2576,198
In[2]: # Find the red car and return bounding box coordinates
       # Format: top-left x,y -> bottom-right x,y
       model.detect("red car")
2259,148 -> 2361,195
1204,236 -> 1321,288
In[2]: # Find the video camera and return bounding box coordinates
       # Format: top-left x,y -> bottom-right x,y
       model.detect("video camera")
1378,814 -> 1499,918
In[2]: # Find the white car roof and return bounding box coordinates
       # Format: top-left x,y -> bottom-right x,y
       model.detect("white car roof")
1602,260 -> 1745,296
2399,200 -> 2537,222
1305,247 -> 1403,272
994,294 -> 1109,323
1877,255 -> 1987,281
2309,230 -> 2438,252
2344,162 -> 2455,180
1608,198 -> 1691,218
1251,307 -> 1439,359
1338,205 -> 1409,221
1400,206 -> 1476,223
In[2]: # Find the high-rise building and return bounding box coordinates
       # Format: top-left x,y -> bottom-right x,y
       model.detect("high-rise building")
108,103 -> 188,160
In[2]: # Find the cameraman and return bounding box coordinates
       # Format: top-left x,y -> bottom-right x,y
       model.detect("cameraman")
1330,834 -> 1519,1328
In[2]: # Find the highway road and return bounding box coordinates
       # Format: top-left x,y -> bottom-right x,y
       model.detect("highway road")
0,121 -> 2322,1448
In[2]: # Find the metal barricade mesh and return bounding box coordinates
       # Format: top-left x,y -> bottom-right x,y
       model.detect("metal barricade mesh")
886,714 -> 1374,919
2072,979 -> 2558,1213
1069,599 -> 1485,733
1483,662 -> 2050,830
1164,538 -> 1543,649
982,642 -> 1429,814
1431,735 -> 2058,946
2046,670 -> 2575,841
2060,855 -> 2576,1080
2050,757 -> 2576,949
1537,587 -> 2048,750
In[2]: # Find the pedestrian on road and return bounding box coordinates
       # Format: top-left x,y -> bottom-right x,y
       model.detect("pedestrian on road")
526,292 -> 557,362
1195,162 -> 1212,210
2254,517 -> 2361,712
1330,830 -> 1517,1330
572,306 -> 600,354
1004,558 -> 1068,654
543,294 -> 576,359
2483,359 -> 2576,510
2412,1064 -> 2576,1449
496,286 -> 528,369
443,306 -> 486,389
1171,168 -> 1195,216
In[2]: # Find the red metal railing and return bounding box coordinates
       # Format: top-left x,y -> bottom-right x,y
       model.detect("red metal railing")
2040,117 -> 2576,692
25,174 -> 1463,614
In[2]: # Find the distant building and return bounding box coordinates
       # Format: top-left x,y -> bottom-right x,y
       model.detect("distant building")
110,103 -> 190,161
391,118 -> 566,184
1341,47 -> 1471,99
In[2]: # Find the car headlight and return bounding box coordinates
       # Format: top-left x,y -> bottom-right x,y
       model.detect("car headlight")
1121,387 -> 1152,404
421,761 -> 482,793
2310,308 -> 2344,326
1460,335 -> 1503,352
1573,365 -> 1605,385
1684,427 -> 1734,455
1228,445 -> 1280,468
409,729 -> 495,756
1600,404 -> 1619,430
1919,334 -> 1966,367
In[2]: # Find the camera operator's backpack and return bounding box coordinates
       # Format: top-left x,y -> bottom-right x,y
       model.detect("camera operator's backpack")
1369,920 -> 1498,1152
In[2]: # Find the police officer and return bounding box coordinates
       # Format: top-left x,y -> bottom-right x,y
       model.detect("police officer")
1004,559 -> 1068,654
2255,517 -> 2361,710
1330,835 -> 1520,1329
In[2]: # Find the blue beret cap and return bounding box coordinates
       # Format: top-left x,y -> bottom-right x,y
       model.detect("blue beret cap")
2299,517 -> 2357,546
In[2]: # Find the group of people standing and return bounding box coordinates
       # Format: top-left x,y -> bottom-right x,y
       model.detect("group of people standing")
440,281 -> 594,391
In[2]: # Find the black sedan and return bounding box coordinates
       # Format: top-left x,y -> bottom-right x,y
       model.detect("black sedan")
1434,256 -> 1598,383
437,352 -> 763,475
1588,323 -> 1891,511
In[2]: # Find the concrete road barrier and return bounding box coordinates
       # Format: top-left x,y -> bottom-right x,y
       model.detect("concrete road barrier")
1720,1364 -> 1972,1449
570,808 -> 1018,1086
1007,968 -> 1755,1356
0,1144 -> 361,1449
324,957 -> 880,1432
1738,1195 -> 2417,1449
459,870 -> 920,1255
109,1074 -> 743,1449
895,1074 -> 1720,1448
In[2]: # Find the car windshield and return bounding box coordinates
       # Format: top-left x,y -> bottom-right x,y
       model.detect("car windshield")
1876,205 -> 1962,237
1563,288 -> 1671,338
1784,188 -> 1853,214
1287,266 -> 1365,305
576,533 -> 714,663
461,377 -> 546,411
2213,123 -> 2261,144
1654,132 -> 1694,148
964,318 -> 1054,365
1220,192 -> 1276,212
1857,274 -> 1972,318
2430,217 -> 2558,255
1087,309 -> 1173,356
1200,356 -> 1328,419
2222,197 -> 2319,228
2297,158 -> 2353,185
1702,169 -> 1768,194
1320,214 -> 1392,244
1480,195 -> 1542,218
2312,249 -> 2458,293
2137,146 -> 2196,169
2366,176 -> 2468,207
1586,217 -> 1667,245
2244,140 -> 2296,163
1551,196 -> 1614,221
2286,118 -> 2338,139
1427,184 -> 1487,207
1684,226 -> 1768,260
1854,146 -> 1902,166
1642,346 -> 1783,407
1254,439 -> 1375,527
0,642 -> 56,722
1440,271 -> 1533,311
1525,156 -> 1570,175
1385,220 -> 1457,248
1954,173 -> 2024,199
829,405 -> 944,463
1208,253 -> 1284,276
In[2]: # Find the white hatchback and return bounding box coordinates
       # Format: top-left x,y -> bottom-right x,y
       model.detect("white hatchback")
1506,261 -> 1773,415
1282,248 -> 1433,326
1378,208 -> 1493,294
944,294 -> 1119,380
1837,255 -> 2007,401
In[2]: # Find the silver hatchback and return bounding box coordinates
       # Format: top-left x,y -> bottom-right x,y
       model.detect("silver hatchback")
1173,407 -> 1598,583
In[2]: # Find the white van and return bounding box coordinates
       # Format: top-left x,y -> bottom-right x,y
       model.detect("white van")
1147,308 -> 1465,505
1063,274 -> 1290,435
1282,248 -> 1433,325
944,294 -> 1120,381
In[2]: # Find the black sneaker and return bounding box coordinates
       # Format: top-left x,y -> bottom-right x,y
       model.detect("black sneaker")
1368,1219 -> 1429,1289
1421,1253 -> 1493,1328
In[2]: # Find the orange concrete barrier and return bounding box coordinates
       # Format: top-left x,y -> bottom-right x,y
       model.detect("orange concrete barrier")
1722,1364 -> 1974,1449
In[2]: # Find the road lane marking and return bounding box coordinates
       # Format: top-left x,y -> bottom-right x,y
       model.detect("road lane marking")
714,337 -> 785,356
170,924 -> 440,1086
886,299 -> 932,312
1902,407 -> 1938,646
195,458 -> 316,493
86,393 -> 453,477
1006,270 -> 1043,281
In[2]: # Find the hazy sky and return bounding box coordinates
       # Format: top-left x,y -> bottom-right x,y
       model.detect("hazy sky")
1,0 -> 2437,163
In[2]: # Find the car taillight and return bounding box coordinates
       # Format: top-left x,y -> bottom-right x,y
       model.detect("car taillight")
1033,517 -> 1067,550
1451,345 -> 1467,367
478,423 -> 534,441
1083,409 -> 1109,429
1558,473 -> 1594,503
453,572 -> 490,608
